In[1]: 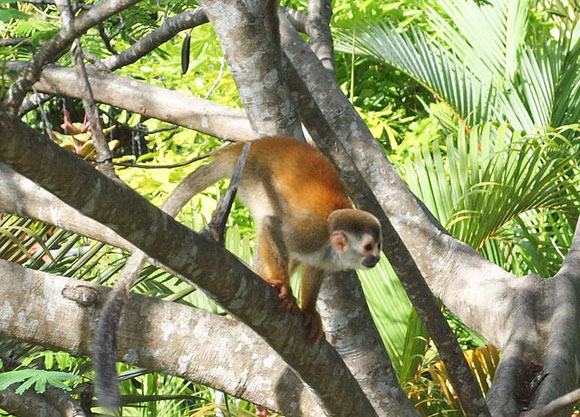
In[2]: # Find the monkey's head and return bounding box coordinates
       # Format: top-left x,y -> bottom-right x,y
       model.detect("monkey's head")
328,209 -> 382,270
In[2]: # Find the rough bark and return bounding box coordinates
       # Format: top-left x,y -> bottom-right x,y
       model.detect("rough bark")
199,0 -> 303,139
319,271 -> 421,417
0,260 -> 325,416
306,0 -> 335,75
0,387 -> 63,417
0,163 -> 134,253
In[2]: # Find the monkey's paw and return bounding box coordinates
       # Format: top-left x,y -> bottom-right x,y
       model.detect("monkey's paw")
303,310 -> 323,343
271,283 -> 299,314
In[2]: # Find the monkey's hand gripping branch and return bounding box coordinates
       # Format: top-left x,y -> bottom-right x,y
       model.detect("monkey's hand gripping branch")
271,282 -> 299,313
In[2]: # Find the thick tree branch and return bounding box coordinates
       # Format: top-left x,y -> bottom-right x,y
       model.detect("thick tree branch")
0,163 -> 134,253
524,222 -> 580,415
306,0 -> 335,75
319,271 -> 421,417
278,12 -> 580,416
525,387 -> 580,417
0,260 -> 324,416
0,385 -> 63,417
6,62 -> 253,141
199,0 -> 303,139
0,111 -> 377,417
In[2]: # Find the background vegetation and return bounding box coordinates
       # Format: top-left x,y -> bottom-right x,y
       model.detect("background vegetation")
1,0 -> 579,415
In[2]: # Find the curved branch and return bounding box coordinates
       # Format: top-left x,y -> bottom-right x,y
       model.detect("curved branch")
102,8 -> 209,71
0,386 -> 62,417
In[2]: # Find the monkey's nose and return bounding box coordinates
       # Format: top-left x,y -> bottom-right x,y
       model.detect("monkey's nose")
362,255 -> 380,268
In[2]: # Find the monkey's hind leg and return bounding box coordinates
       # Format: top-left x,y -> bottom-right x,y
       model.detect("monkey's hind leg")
253,216 -> 298,313
300,264 -> 325,343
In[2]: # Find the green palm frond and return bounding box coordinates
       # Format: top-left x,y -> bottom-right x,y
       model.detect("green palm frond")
399,124 -> 579,274
432,0 -> 529,81
335,22 -> 497,127
449,133 -> 579,249
492,209 -> 573,277
335,0 -> 580,132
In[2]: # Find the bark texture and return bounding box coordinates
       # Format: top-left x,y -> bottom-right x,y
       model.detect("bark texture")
0,260 -> 324,415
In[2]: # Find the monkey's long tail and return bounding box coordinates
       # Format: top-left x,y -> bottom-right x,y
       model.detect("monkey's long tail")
93,152 -> 235,408
94,253 -> 146,408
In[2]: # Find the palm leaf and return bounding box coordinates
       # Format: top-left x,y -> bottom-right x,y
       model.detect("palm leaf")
398,124 -> 579,277
336,0 -> 580,132
432,0 -> 529,81
334,22 -> 497,127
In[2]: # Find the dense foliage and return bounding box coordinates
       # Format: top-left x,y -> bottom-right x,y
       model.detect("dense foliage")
1,0 -> 579,415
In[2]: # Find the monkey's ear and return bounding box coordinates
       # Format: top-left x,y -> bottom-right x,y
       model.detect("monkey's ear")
330,231 -> 348,252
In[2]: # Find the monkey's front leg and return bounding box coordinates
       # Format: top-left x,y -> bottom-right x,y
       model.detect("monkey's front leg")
253,219 -> 298,313
300,265 -> 325,343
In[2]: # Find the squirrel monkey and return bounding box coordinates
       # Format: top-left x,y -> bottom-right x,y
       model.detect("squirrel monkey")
191,136 -> 382,342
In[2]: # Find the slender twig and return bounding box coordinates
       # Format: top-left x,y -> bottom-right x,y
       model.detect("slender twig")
86,144 -> 226,168
0,38 -> 32,47
206,56 -> 226,98
31,88 -> 56,142
55,0 -> 117,179
525,387 -> 580,417
98,22 -> 119,55
18,91 -> 53,116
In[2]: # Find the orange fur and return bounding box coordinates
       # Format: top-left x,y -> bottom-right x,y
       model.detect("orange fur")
197,136 -> 381,342
230,136 -> 351,217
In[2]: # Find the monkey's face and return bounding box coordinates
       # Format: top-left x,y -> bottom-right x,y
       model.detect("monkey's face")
330,231 -> 382,270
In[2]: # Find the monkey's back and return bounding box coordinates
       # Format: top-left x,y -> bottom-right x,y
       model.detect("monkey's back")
237,137 -> 351,217
214,136 -> 353,255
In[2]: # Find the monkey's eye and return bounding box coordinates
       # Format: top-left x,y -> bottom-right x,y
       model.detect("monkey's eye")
364,243 -> 373,252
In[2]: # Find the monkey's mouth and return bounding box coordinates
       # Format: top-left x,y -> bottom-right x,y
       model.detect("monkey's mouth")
362,255 -> 380,268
